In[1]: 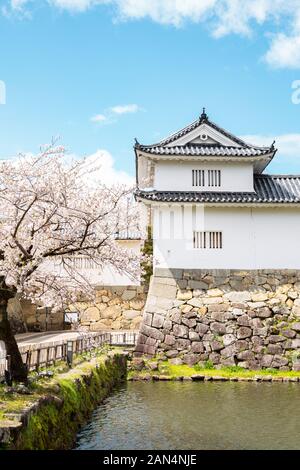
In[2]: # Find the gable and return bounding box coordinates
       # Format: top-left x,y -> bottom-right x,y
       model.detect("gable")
166,123 -> 241,148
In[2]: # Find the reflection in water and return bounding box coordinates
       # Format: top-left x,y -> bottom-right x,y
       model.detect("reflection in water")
75,381 -> 300,450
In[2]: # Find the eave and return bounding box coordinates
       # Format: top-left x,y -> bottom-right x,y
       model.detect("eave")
135,148 -> 275,174
135,197 -> 300,209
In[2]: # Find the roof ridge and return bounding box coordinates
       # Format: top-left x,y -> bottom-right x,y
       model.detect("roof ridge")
257,174 -> 300,179
135,113 -> 274,151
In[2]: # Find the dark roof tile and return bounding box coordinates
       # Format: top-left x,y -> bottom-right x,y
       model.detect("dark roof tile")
135,175 -> 300,204
138,145 -> 271,157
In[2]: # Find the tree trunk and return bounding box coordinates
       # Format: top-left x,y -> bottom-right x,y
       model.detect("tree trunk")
0,283 -> 28,384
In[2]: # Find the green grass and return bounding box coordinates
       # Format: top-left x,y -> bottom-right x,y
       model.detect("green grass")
0,348 -> 126,449
128,359 -> 300,380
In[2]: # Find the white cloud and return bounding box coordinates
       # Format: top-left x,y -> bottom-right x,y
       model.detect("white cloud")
265,33 -> 300,69
78,149 -> 134,187
90,113 -> 107,123
90,103 -> 141,125
5,0 -> 300,69
11,0 -> 29,9
110,104 -> 140,115
241,133 -> 300,158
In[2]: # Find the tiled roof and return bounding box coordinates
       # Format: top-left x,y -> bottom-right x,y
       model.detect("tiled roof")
135,175 -> 300,204
138,144 -> 271,157
136,110 -> 274,153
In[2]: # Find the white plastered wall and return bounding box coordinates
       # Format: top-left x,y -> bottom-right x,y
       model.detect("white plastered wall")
152,205 -> 300,270
154,161 -> 254,192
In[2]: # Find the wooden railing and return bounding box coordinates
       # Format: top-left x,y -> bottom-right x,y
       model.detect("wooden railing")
0,330 -> 138,382
21,332 -> 111,372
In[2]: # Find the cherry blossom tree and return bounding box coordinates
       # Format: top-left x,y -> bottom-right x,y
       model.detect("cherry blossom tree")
0,143 -> 141,383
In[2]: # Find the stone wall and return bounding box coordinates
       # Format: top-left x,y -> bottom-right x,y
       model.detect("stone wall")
8,286 -> 146,333
76,285 -> 146,331
136,269 -> 300,371
8,296 -> 64,333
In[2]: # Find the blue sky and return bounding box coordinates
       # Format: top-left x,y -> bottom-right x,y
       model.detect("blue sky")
1,0 -> 300,178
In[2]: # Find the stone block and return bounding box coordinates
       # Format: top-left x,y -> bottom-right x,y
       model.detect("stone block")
209,352 -> 221,364
267,344 -> 283,355
237,315 -> 250,327
140,324 -> 165,341
291,322 -> 300,332
152,313 -> 165,328
81,306 -> 100,322
189,331 -> 200,341
175,339 -> 191,350
223,334 -> 236,346
182,353 -> 201,366
154,276 -> 177,286
256,307 -> 272,318
251,293 -> 268,302
232,308 -> 244,316
101,305 -> 121,320
198,306 -> 208,315
207,288 -> 224,297
196,323 -> 209,336
237,327 -> 252,339
155,268 -> 183,279
235,339 -> 249,352
180,304 -> 193,313
173,324 -> 189,338
191,341 -> 204,353
152,283 -> 177,299
129,299 -> 145,310
281,329 -> 296,338
253,327 -> 269,337
165,349 -> 179,358
220,344 -> 236,358
165,334 -> 176,346
170,309 -> 182,324
272,355 -> 289,368
146,337 -> 157,346
144,312 -> 153,326
187,298 -> 203,308
268,335 -> 286,343
123,310 -> 140,320
188,280 -> 208,290
208,304 -> 229,314
121,289 -> 136,300
224,291 -> 251,303
182,318 -> 197,328
237,350 -> 255,361
210,322 -> 226,335
251,318 -> 263,328
291,339 -> 300,349
211,340 -> 223,351
260,354 -> 273,367
177,291 -> 193,301
163,319 -> 173,331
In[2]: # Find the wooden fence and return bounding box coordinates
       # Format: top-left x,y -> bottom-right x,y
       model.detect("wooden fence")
0,330 -> 138,382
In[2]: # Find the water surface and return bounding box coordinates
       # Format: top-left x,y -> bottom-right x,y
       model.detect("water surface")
75,381 -> 300,450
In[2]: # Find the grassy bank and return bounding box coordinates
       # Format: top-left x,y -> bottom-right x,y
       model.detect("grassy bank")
0,350 -> 127,450
128,359 -> 300,381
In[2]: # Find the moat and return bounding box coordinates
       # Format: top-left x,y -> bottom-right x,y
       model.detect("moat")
75,381 -> 300,450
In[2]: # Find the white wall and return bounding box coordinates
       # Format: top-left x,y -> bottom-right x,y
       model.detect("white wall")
45,240 -> 142,286
154,161 -> 254,192
153,205 -> 300,269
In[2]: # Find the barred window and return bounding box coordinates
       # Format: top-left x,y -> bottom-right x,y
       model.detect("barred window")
193,231 -> 223,249
208,170 -> 221,187
192,169 -> 205,187
192,169 -> 221,187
